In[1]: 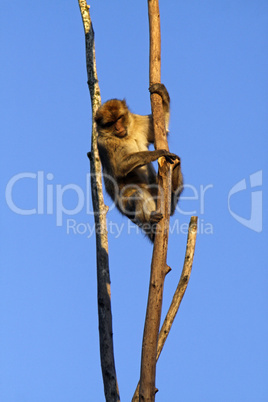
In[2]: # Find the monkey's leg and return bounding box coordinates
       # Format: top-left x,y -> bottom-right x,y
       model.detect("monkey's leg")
121,187 -> 161,242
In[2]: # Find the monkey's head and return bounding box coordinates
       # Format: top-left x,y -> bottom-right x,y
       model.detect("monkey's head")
95,99 -> 130,138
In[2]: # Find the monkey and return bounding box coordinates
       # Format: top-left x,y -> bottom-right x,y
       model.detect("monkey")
95,83 -> 183,242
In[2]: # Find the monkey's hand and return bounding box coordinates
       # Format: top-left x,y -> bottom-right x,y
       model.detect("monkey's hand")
159,150 -> 180,165
149,83 -> 169,102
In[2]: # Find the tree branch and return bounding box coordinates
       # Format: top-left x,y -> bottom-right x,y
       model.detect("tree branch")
139,1 -> 171,401
157,216 -> 198,360
77,2 -> 120,401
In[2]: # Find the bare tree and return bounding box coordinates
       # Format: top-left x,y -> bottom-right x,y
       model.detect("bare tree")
77,2 -> 197,401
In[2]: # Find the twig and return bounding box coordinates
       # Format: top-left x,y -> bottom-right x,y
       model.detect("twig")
77,2 -> 120,401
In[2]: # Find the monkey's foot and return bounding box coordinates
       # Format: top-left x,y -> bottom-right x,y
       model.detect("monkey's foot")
173,157 -> 181,170
149,211 -> 163,223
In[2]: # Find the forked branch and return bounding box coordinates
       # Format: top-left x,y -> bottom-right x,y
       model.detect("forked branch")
132,216 -> 198,401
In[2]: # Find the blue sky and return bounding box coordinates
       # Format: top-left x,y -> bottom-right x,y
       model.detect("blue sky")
1,1 -> 267,401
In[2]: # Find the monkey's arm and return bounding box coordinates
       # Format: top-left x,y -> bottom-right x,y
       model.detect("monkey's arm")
116,150 -> 178,177
132,84 -> 170,144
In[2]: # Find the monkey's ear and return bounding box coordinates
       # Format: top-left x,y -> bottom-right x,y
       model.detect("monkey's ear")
122,99 -> 129,111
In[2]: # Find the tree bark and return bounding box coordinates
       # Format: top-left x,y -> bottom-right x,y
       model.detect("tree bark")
139,1 -> 171,401
78,2 -> 120,401
132,217 -> 198,402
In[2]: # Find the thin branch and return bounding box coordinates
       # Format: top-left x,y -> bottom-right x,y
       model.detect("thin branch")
157,216 -> 198,359
132,216 -> 198,402
77,2 -> 120,401
139,1 -> 171,401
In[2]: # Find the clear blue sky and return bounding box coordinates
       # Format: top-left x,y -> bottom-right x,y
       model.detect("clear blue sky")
1,1 -> 267,401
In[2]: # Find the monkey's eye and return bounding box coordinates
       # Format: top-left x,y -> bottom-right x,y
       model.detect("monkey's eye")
102,121 -> 115,128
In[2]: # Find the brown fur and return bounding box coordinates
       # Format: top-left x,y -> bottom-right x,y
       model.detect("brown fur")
95,84 -> 183,242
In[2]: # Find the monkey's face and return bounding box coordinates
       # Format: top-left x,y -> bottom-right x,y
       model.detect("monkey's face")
95,99 -> 129,138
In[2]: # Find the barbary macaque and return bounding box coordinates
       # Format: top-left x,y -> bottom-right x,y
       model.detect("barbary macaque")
95,83 -> 183,242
